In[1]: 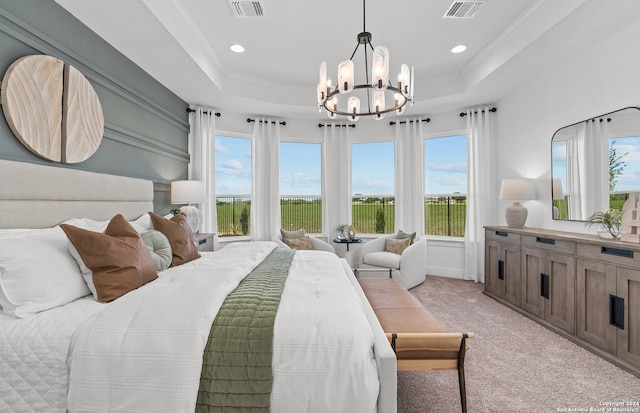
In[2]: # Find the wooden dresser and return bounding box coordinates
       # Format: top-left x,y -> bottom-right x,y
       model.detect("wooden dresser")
484,226 -> 640,377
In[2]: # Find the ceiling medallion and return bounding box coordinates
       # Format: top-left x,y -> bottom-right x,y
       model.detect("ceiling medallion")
316,0 -> 414,121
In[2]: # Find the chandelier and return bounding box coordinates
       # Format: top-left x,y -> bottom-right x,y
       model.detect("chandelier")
316,0 -> 414,121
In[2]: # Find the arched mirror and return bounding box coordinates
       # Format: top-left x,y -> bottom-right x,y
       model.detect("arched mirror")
551,107 -> 640,221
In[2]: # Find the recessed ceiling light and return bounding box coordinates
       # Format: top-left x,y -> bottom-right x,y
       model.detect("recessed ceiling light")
230,44 -> 245,53
451,44 -> 467,54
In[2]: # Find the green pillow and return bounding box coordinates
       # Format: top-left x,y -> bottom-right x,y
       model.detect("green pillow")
141,230 -> 172,272
281,228 -> 305,240
396,229 -> 416,245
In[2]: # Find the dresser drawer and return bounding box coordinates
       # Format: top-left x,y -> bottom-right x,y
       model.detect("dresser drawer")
521,234 -> 575,255
485,229 -> 521,244
576,243 -> 640,267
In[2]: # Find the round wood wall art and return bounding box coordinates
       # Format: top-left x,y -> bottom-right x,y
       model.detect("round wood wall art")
1,55 -> 104,163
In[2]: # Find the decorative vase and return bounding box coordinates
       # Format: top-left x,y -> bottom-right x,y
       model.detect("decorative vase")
597,224 -> 622,240
348,225 -> 356,240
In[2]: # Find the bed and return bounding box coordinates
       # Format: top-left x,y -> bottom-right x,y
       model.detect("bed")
0,159 -> 397,413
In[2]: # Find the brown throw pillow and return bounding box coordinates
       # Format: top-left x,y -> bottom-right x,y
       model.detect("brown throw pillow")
283,236 -> 313,250
60,214 -> 158,303
385,237 -> 411,255
149,212 -> 200,266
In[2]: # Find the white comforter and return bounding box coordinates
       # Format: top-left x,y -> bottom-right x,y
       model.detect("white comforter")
66,241 -> 379,413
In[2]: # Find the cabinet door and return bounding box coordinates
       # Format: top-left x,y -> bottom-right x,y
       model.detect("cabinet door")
616,267 -> 640,366
502,243 -> 521,306
545,252 -> 575,334
485,240 -> 501,297
485,241 -> 520,306
576,259 -> 617,353
521,247 -> 545,317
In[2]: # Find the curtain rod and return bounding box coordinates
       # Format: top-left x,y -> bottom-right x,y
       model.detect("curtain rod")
247,118 -> 286,126
459,107 -> 497,117
318,123 -> 356,128
389,118 -> 430,126
186,108 -> 221,117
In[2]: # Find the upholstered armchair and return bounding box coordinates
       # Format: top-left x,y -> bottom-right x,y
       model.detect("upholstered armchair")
273,229 -> 335,253
357,235 -> 427,289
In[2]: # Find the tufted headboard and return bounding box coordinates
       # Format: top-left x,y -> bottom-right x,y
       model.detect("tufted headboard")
0,159 -> 153,229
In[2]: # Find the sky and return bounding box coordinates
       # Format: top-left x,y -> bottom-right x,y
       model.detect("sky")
215,134 -> 468,196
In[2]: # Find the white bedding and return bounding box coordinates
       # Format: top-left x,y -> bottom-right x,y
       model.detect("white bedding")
54,241 -> 379,412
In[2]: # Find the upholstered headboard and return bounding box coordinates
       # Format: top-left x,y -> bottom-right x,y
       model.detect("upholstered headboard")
0,159 -> 153,229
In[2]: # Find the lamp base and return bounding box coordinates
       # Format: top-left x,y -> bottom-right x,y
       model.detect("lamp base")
179,205 -> 202,233
505,201 -> 528,228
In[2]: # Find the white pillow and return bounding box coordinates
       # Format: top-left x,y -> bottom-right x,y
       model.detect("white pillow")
62,213 -> 152,234
0,233 -> 90,318
0,226 -> 62,239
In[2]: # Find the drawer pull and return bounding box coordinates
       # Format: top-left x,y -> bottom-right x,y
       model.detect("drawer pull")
609,295 -> 625,330
536,237 -> 555,245
495,231 -> 508,237
198,238 -> 207,245
540,273 -> 550,299
600,247 -> 633,259
498,260 -> 504,280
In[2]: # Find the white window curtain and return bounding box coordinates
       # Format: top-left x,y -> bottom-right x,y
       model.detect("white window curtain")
572,120 -> 609,219
395,118 -> 425,235
187,106 -> 217,233
251,118 -> 281,241
322,123 -> 352,238
464,107 -> 497,283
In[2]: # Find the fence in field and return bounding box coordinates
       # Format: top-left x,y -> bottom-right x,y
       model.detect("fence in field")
215,194 -> 467,237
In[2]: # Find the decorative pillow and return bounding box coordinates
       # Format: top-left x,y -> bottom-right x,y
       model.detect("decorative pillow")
149,212 -> 200,267
385,237 -> 411,255
61,214 -> 158,303
281,228 -> 305,240
283,236 -> 313,250
396,229 -> 417,244
141,230 -> 172,272
0,233 -> 90,318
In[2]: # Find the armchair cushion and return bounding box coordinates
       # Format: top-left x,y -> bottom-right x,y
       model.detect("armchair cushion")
385,238 -> 411,254
283,236 -> 313,250
396,229 -> 416,244
363,251 -> 401,270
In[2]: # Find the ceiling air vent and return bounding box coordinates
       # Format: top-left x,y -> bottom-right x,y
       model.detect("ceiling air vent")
229,1 -> 265,18
443,1 -> 485,19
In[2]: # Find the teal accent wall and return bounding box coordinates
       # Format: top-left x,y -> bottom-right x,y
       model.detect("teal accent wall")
0,0 -> 189,214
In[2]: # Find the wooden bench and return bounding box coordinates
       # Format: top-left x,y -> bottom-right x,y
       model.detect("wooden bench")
358,278 -> 475,413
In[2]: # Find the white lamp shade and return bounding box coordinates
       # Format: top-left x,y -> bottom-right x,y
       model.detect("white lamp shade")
326,95 -> 337,118
373,90 -> 385,120
338,60 -> 355,93
347,96 -> 360,121
318,61 -> 327,90
499,178 -> 536,201
171,180 -> 207,204
399,64 -> 410,95
552,178 -> 565,200
372,46 -> 389,90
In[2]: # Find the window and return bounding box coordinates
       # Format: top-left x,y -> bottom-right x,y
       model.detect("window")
352,141 -> 395,234
424,134 -> 467,237
551,139 -> 568,219
609,136 -> 640,210
215,135 -> 252,236
280,142 -> 322,233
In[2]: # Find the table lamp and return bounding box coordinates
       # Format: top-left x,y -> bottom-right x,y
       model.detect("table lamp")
500,178 -> 536,228
171,180 -> 207,232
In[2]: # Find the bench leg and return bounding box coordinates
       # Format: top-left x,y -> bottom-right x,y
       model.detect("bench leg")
457,334 -> 469,413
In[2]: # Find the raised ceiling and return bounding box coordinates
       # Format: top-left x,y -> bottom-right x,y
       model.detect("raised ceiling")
53,0 -> 640,120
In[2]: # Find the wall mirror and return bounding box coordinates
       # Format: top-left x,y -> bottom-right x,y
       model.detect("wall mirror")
551,107 -> 640,221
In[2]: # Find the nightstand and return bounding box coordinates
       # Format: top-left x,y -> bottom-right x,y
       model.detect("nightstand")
195,232 -> 217,252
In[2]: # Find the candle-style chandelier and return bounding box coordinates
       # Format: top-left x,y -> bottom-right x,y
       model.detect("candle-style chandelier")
316,0 -> 414,121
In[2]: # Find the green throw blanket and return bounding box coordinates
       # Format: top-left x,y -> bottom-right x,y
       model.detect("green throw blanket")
195,248 -> 295,413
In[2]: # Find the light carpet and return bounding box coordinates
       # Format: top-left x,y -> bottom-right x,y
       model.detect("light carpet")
396,275 -> 640,413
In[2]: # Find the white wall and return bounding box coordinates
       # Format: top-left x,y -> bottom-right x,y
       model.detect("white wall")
496,18 -> 640,235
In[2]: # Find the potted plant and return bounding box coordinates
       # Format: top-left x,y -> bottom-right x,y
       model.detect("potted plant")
586,209 -> 623,239
335,224 -> 349,240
